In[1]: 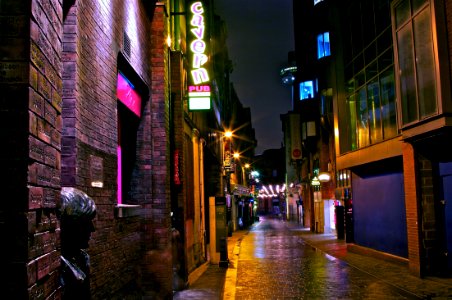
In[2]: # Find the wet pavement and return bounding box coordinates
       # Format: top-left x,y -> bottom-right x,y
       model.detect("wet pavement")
174,216 -> 452,299
235,217 -> 419,299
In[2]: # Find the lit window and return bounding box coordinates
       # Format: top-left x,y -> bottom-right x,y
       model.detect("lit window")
317,32 -> 331,59
299,80 -> 314,100
117,72 -> 142,204
338,2 -> 397,154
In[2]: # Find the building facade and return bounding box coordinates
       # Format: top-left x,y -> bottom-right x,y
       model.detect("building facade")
0,0 -> 250,298
291,0 -> 452,277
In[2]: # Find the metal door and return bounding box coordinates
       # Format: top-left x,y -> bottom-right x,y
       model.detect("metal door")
440,162 -> 452,273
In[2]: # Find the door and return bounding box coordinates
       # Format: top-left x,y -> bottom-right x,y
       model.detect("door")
440,162 -> 452,274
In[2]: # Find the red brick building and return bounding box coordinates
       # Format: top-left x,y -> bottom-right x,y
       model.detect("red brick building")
0,0 -> 250,298
0,0 -> 174,298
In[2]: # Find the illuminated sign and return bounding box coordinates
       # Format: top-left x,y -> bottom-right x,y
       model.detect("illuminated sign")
223,138 -> 232,170
188,2 -> 211,110
188,85 -> 211,110
190,2 -> 209,85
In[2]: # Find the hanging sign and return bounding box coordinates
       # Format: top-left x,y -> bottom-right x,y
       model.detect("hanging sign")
188,85 -> 211,110
223,138 -> 232,171
174,149 -> 181,185
188,1 -> 211,110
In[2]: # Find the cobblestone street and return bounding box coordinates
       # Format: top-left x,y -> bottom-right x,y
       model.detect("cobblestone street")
175,216 -> 452,299
234,216 -> 419,299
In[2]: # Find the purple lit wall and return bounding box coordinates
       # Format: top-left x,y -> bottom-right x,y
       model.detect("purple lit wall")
117,72 -> 142,117
352,171 -> 408,258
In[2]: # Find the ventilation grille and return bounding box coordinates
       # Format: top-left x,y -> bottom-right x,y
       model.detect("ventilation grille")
123,32 -> 131,58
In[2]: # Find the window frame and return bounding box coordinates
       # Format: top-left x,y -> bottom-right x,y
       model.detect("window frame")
299,80 -> 316,100
391,0 -> 444,128
317,32 -> 331,59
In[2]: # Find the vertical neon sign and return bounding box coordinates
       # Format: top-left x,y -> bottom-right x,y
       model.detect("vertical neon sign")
190,1 -> 209,84
188,1 -> 211,110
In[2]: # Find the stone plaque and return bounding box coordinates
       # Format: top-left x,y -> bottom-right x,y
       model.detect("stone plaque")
90,155 -> 103,188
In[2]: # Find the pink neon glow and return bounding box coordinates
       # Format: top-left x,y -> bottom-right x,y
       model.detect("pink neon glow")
191,68 -> 209,84
193,53 -> 208,68
188,85 -> 210,92
190,40 -> 206,53
191,26 -> 205,39
191,2 -> 203,14
117,145 -> 122,204
117,73 -> 142,117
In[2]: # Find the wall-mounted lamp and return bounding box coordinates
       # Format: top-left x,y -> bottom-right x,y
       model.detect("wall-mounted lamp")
311,176 -> 320,186
318,172 -> 331,182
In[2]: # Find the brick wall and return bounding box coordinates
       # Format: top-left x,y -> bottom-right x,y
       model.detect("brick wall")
402,142 -> 422,276
418,150 -> 442,275
60,0 -> 171,298
143,2 -> 173,298
2,0 -> 174,298
0,0 -> 63,298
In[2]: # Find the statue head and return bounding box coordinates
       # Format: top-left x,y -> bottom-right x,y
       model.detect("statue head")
60,187 -> 97,252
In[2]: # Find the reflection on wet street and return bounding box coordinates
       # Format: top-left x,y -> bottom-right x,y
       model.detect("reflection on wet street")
235,216 -> 418,299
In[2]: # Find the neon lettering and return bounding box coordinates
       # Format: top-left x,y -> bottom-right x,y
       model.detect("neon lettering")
191,2 -> 203,14
193,53 -> 208,68
191,14 -> 204,27
191,26 -> 205,39
189,1 -> 210,86
191,69 -> 209,85
191,40 -> 206,53
189,85 -> 210,92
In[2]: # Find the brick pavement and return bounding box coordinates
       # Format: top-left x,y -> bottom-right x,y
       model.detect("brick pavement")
175,219 -> 452,299
289,224 -> 452,299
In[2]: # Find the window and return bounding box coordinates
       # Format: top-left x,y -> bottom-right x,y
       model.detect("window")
380,69 -> 397,139
393,0 -> 437,125
317,32 -> 331,59
339,0 -> 397,154
367,79 -> 383,144
117,72 -> 142,204
299,80 -> 315,100
356,87 -> 370,148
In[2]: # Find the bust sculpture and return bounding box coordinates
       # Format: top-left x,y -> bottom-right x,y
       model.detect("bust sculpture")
59,187 -> 96,300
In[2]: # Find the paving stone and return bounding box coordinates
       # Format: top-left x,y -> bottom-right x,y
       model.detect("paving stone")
175,216 -> 452,300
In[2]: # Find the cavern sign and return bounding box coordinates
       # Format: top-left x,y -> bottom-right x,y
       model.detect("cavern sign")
188,1 -> 211,110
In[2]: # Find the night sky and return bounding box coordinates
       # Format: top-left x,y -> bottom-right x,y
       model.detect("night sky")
214,0 -> 295,155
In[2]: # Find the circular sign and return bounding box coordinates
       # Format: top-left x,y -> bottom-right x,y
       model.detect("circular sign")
292,149 -> 301,158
